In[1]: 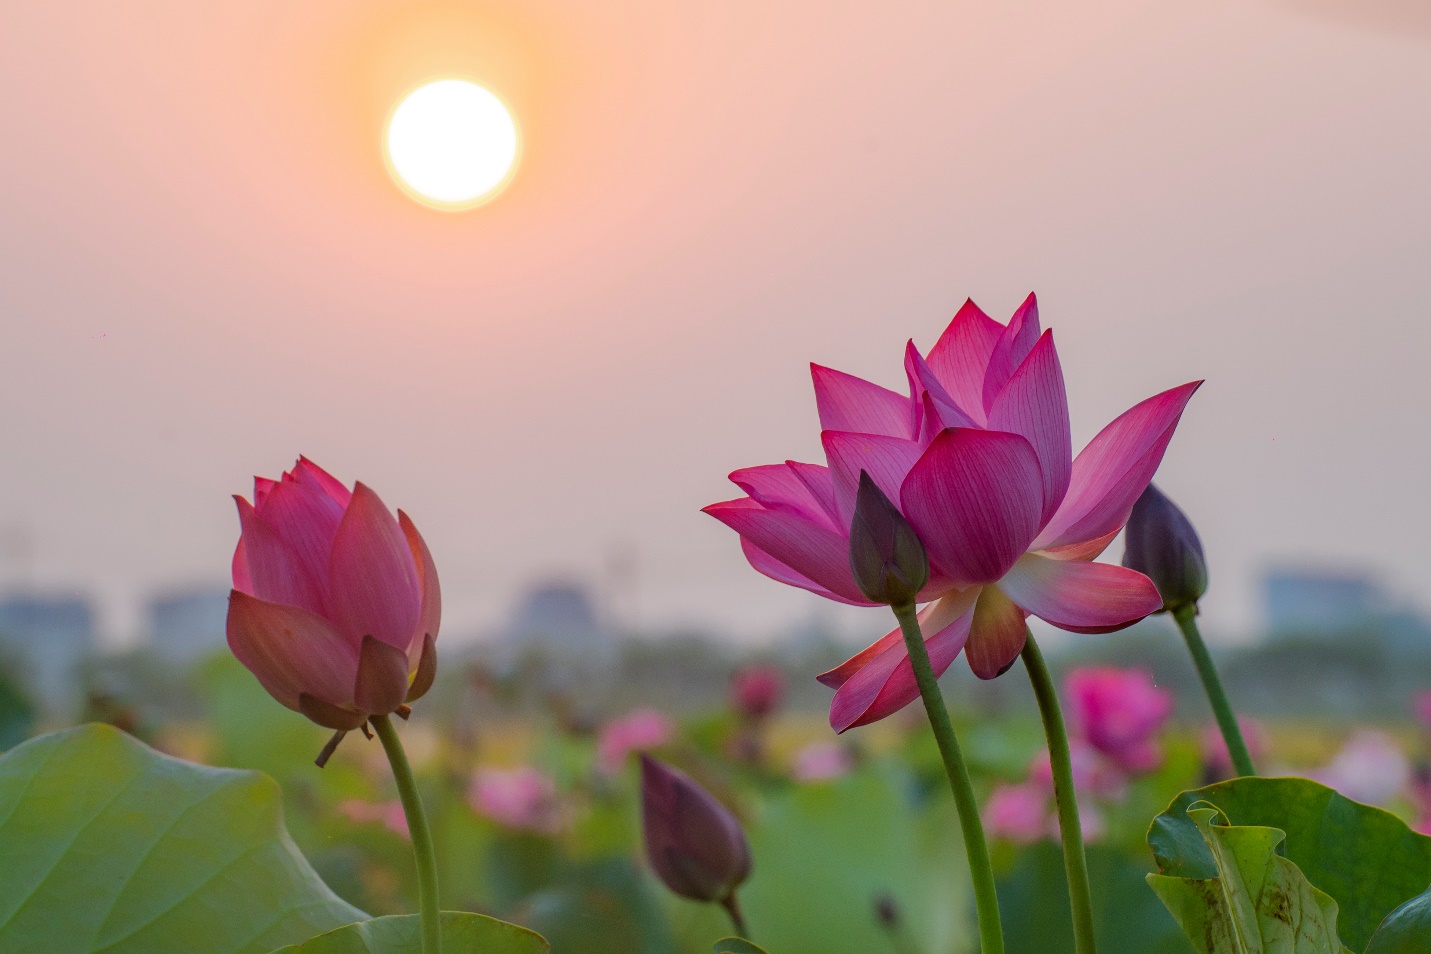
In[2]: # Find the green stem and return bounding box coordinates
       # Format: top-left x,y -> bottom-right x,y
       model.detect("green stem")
1020,633 -> 1097,954
1172,604 -> 1257,778
372,714 -> 442,954
891,602 -> 1005,954
721,892 -> 749,939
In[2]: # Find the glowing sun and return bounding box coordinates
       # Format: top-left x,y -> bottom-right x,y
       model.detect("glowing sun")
385,79 -> 519,210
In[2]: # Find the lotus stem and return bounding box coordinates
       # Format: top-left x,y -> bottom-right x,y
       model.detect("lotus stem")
891,601 -> 1005,954
1021,633 -> 1097,954
1172,605 -> 1256,777
372,714 -> 442,954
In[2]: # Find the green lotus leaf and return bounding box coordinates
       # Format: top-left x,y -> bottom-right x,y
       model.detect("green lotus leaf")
1147,806 -> 1351,953
0,723 -> 365,953
267,913 -> 549,953
1149,777 -> 1431,950
713,938 -> 770,954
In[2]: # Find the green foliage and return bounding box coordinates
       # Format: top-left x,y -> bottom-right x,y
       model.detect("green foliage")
736,763 -> 971,954
0,723 -> 365,953
997,841 -> 1193,953
1149,777 -> 1431,951
1364,884 -> 1431,954
517,857 -> 675,954
713,939 -> 770,954
266,912 -> 549,953
1147,806 -> 1350,953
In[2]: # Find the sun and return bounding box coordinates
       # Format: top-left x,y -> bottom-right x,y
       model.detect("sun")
384,79 -> 520,211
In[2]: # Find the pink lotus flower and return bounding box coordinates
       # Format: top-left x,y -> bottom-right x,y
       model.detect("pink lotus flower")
704,295 -> 1198,730
226,458 -> 440,733
1201,716 -> 1267,778
1308,730 -> 1412,807
1414,691 -> 1431,735
1064,666 -> 1173,774
597,708 -> 675,773
985,782 -> 1052,843
730,664 -> 785,720
469,766 -> 565,834
1028,737 -> 1128,801
791,741 -> 855,782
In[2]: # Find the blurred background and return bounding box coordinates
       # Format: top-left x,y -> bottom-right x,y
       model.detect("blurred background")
2,2 -> 1430,951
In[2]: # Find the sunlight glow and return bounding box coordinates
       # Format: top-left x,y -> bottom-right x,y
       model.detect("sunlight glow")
384,79 -> 519,210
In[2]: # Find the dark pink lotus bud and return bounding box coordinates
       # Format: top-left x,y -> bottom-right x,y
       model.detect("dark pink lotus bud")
226,459 -> 440,739
1122,483 -> 1207,614
848,470 -> 928,606
640,755 -> 752,905
730,664 -> 785,720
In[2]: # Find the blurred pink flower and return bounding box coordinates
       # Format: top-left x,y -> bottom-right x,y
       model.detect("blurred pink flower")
730,664 -> 785,720
1065,667 -> 1173,774
704,296 -> 1198,731
985,783 -> 1052,843
337,799 -> 409,839
597,708 -> 675,773
1309,730 -> 1412,807
226,458 -> 440,732
791,742 -> 854,782
1029,738 -> 1127,801
469,766 -> 564,834
1201,717 -> 1268,778
1413,692 -> 1431,735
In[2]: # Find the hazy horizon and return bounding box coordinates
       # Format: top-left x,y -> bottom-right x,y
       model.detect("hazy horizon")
3,0 -> 1430,648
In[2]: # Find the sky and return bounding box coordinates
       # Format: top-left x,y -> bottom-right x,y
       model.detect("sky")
1,0 -> 1429,648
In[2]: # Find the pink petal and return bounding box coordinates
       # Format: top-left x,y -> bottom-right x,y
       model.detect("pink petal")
741,538 -> 868,606
704,498 -> 871,605
987,330 -> 1072,525
998,554 -> 1161,634
294,456 -> 353,507
731,463 -> 839,530
231,537 -> 252,594
904,342 -> 978,436
786,461 -> 842,528
811,364 -> 912,439
399,510 -> 442,656
821,430 -> 925,528
1032,382 -> 1202,552
900,429 -> 1045,586
327,483 -> 423,651
226,590 -> 360,710
981,293 -> 1042,412
828,590 -> 978,732
232,496 -> 328,617
253,478 -> 345,610
253,477 -> 278,507
927,300 -> 1002,426
965,583 -> 1028,679
1038,529 -> 1120,563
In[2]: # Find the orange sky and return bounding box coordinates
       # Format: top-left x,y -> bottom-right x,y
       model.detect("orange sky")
2,0 -> 1429,644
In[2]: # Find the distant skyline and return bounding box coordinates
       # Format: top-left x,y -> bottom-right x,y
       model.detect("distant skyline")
3,1 -> 1430,648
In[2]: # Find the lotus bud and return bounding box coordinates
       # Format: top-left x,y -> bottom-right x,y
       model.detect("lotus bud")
225,459 -> 441,765
1366,883 -> 1431,954
640,755 -> 752,907
730,664 -> 784,721
848,470 -> 928,607
1121,483 -> 1207,614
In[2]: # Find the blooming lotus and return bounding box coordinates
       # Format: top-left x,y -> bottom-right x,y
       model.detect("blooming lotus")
226,458 -> 440,736
1065,666 -> 1173,774
704,295 -> 1200,731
